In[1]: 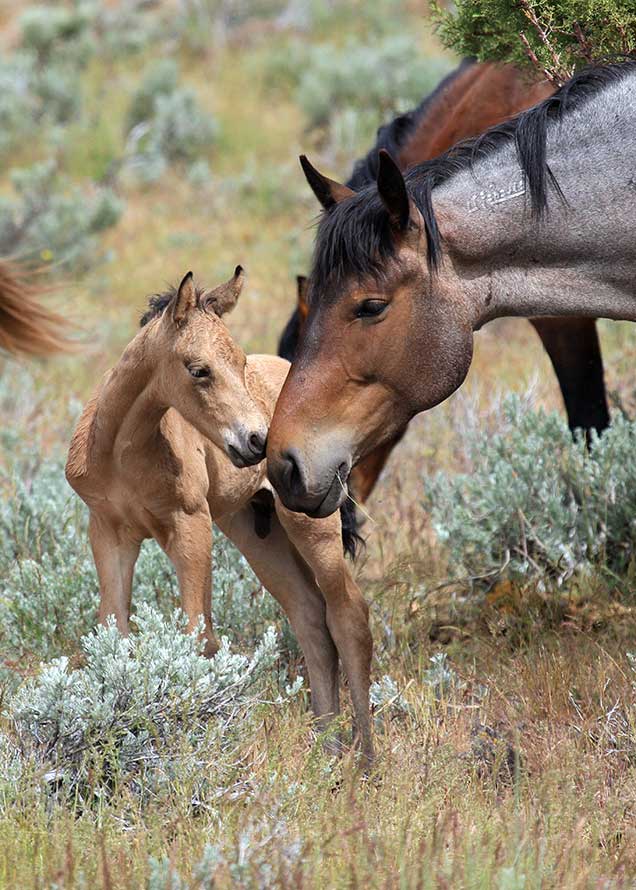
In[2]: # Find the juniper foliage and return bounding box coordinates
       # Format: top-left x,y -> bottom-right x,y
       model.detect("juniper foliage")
432,0 -> 636,86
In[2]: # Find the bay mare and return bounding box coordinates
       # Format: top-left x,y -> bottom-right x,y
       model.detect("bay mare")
267,61 -> 636,518
66,270 -> 373,762
277,59 -> 609,507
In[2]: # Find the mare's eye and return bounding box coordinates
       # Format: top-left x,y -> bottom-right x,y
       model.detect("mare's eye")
355,299 -> 388,319
187,364 -> 211,380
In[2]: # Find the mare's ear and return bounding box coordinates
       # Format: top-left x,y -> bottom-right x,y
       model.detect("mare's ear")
203,265 -> 245,317
300,155 -> 355,211
376,149 -> 414,232
296,275 -> 309,321
172,271 -> 197,325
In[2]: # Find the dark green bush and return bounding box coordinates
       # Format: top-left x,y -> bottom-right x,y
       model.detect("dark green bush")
432,0 -> 636,85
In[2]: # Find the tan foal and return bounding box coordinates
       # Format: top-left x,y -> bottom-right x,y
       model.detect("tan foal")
66,269 -> 373,762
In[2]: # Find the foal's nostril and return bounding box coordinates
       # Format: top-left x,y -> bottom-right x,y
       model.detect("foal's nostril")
248,431 -> 266,455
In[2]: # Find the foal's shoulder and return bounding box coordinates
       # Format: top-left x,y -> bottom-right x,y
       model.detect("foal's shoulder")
246,354 -> 290,403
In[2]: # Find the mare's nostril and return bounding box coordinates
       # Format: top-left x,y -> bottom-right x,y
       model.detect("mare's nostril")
281,448 -> 303,495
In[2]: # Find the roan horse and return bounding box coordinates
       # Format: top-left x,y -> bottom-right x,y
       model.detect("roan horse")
65,270 -> 374,762
0,260 -> 72,356
267,61 -> 636,518
278,60 -> 610,506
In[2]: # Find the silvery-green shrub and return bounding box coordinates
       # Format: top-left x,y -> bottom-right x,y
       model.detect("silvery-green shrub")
296,37 -> 453,128
426,396 -> 636,584
124,61 -> 217,183
0,161 -> 123,269
7,606 -> 285,803
149,809 -> 303,889
126,59 -> 180,132
19,7 -> 93,67
370,674 -> 411,732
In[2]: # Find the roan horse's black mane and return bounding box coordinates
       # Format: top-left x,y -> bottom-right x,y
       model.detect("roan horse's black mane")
310,59 -> 636,297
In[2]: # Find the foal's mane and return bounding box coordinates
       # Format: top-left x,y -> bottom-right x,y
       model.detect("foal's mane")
139,283 -> 207,327
311,60 -> 636,294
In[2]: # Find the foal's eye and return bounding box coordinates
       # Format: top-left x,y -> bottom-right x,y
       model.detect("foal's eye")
187,365 -> 211,380
355,299 -> 388,319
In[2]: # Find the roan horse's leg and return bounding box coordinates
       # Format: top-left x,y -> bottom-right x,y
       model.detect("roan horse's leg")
216,507 -> 342,749
529,317 -> 609,437
160,507 -> 219,658
274,503 -> 374,765
89,513 -> 140,634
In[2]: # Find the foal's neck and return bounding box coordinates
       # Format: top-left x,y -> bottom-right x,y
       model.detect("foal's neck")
92,325 -> 167,461
434,72 -> 636,328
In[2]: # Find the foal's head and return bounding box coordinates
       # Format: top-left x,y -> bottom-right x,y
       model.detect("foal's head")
267,151 -> 474,516
145,268 -> 269,468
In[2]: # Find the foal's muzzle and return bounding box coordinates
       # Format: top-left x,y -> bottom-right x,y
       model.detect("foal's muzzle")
226,427 -> 268,468
267,445 -> 351,517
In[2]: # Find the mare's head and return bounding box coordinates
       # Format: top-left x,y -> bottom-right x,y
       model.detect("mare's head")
267,151 -> 474,516
143,268 -> 269,468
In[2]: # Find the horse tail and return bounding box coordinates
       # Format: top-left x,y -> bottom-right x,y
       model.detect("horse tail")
340,498 -> 364,560
0,260 -> 75,356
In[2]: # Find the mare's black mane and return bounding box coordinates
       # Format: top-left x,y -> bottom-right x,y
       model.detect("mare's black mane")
311,59 -> 636,294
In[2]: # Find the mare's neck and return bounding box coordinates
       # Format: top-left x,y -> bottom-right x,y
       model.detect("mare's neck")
92,325 -> 168,461
432,73 -> 636,328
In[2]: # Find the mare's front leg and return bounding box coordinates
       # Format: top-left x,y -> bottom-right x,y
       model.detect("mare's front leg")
275,504 -> 374,766
89,513 -> 140,634
161,508 -> 219,657
216,506 -> 341,749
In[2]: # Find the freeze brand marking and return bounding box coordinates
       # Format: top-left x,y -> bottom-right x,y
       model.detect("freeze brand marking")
468,179 -> 526,213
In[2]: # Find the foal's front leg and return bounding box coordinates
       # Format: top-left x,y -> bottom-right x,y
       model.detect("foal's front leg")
161,508 -> 219,657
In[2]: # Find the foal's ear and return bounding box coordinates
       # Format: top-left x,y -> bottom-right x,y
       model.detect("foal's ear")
376,149 -> 411,231
172,271 -> 198,325
300,155 -> 355,211
296,275 -> 309,321
203,265 -> 245,317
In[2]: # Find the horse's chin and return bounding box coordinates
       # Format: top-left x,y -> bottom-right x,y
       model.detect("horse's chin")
296,474 -> 348,518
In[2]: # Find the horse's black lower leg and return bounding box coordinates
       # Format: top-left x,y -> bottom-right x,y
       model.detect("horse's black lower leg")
530,317 -> 609,440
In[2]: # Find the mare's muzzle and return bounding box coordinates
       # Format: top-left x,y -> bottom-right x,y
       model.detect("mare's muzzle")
267,445 -> 351,517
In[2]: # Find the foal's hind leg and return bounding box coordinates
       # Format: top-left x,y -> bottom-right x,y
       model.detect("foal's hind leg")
89,513 -> 140,634
216,507 -> 341,744
159,507 -> 219,657
275,504 -> 374,765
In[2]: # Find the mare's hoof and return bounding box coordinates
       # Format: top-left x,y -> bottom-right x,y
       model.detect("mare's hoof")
202,636 -> 220,659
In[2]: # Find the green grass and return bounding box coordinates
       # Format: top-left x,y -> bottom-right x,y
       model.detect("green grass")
2,2 -> 636,888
